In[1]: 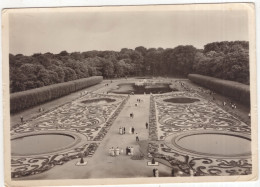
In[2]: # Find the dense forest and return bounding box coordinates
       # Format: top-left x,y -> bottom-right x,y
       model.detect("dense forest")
9,41 -> 249,93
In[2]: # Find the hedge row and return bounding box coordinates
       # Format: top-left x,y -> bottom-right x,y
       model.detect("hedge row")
188,74 -> 250,106
10,76 -> 103,113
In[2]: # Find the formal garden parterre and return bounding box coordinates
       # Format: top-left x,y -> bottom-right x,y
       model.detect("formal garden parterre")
147,91 -> 251,176
11,92 -> 129,178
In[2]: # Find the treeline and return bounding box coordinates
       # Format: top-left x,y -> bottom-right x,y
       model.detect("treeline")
10,76 -> 103,113
188,74 -> 250,106
10,41 -> 249,93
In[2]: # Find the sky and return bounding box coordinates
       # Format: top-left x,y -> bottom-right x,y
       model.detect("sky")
9,9 -> 248,55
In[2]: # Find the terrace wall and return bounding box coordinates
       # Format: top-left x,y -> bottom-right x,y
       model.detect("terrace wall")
188,74 -> 250,106
10,76 -> 103,113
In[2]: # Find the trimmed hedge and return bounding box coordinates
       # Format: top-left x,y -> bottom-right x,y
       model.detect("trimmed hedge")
188,74 -> 250,106
10,76 -> 103,113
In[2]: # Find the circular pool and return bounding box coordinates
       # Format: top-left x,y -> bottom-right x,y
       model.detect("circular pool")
81,98 -> 116,105
109,83 -> 176,94
11,133 -> 76,156
164,97 -> 200,104
165,131 -> 251,158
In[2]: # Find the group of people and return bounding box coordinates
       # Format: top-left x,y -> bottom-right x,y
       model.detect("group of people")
109,147 -> 123,156
135,98 -> 143,107
118,127 -> 126,134
109,146 -> 135,156
126,146 -> 134,155
223,101 -> 238,110
230,102 -> 237,109
119,126 -> 135,134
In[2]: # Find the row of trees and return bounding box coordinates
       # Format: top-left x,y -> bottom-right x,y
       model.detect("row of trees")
10,41 -> 249,93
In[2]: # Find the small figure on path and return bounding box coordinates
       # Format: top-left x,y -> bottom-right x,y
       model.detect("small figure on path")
136,133 -> 139,141
132,127 -> 135,134
119,127 -> 123,135
155,169 -> 159,177
20,116 -> 23,123
123,127 -> 126,134
128,146 -> 131,155
126,147 -> 129,155
130,147 -> 134,155
110,147 -> 115,156
153,168 -> 156,177
146,122 -> 149,129
115,147 -> 120,156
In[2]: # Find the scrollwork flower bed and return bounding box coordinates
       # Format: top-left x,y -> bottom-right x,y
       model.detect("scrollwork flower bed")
11,93 -> 126,178
11,93 -> 127,140
11,143 -> 99,178
149,96 -> 158,141
148,92 -> 252,176
148,143 -> 252,176
94,96 -> 130,141
153,92 -> 250,140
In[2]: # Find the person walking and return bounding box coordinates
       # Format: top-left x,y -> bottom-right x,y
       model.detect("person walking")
128,146 -> 131,155
123,127 -> 126,134
146,122 -> 149,129
115,147 -> 120,156
111,147 -> 115,157
126,147 -> 129,155
155,169 -> 159,177
153,168 -> 156,177
136,133 -> 139,141
132,127 -> 135,134
131,147 -> 134,155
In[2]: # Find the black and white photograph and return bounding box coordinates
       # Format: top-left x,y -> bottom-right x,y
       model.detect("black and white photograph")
2,3 -> 257,186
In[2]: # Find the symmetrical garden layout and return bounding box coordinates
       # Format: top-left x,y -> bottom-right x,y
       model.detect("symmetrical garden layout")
11,93 -> 128,178
149,92 -> 251,176
10,84 -> 252,178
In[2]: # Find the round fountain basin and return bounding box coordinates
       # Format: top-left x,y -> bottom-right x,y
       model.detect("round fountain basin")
81,98 -> 116,105
109,83 -> 176,94
176,133 -> 251,156
11,134 -> 75,156
165,131 -> 251,158
164,97 -> 200,104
